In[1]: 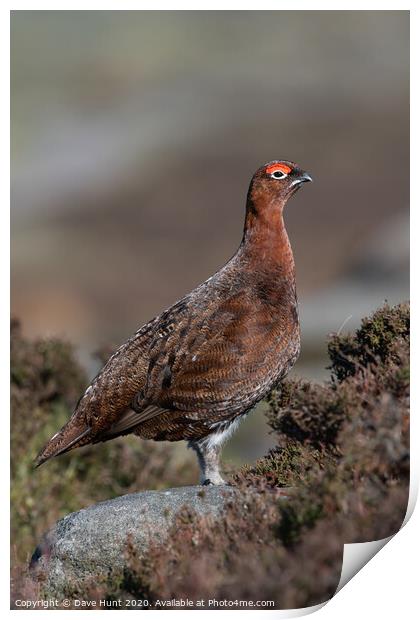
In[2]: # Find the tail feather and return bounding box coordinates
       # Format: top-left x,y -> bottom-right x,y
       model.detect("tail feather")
34,421 -> 92,468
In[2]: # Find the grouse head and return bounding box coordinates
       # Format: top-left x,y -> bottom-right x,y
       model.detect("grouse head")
247,160 -> 312,213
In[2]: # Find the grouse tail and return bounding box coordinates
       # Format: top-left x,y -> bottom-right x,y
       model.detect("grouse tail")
34,418 -> 92,468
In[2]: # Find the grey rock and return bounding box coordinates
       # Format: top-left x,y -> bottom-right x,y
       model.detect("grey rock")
30,485 -> 237,598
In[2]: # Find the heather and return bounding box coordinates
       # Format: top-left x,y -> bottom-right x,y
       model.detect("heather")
11,303 -> 409,609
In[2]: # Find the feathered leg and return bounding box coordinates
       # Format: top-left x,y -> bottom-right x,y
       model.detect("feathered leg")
188,438 -> 226,486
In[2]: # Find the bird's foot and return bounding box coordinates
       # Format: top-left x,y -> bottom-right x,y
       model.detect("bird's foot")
201,473 -> 226,486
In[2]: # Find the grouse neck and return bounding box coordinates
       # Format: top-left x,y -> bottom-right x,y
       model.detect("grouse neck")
240,197 -> 295,275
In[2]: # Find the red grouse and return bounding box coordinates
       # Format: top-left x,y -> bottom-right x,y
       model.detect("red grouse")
35,161 -> 312,485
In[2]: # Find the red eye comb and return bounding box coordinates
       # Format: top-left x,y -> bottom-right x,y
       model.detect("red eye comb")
266,163 -> 292,175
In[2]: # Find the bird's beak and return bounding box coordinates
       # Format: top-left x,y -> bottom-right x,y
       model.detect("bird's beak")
290,170 -> 313,189
296,171 -> 313,184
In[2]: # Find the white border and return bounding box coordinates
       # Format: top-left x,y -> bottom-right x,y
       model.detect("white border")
4,3 -> 416,618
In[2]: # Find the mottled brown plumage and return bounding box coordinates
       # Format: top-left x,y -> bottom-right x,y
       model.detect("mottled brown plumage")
35,160 -> 312,484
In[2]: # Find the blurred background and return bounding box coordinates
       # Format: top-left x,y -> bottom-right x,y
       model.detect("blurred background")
11,11 -> 409,465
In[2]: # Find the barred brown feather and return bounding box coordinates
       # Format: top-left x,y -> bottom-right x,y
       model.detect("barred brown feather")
35,160 -> 312,480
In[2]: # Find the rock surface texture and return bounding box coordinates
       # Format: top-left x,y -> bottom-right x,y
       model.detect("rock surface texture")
31,485 -> 237,598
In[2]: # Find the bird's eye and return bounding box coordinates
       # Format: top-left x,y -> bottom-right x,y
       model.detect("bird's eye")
271,170 -> 287,180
